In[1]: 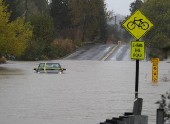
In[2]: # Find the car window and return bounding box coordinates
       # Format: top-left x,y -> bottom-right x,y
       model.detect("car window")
39,63 -> 45,67
45,63 -> 60,68
53,64 -> 60,68
38,63 -> 61,69
46,63 -> 52,68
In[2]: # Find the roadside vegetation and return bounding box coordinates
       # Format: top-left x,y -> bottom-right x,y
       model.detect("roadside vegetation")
141,0 -> 170,60
155,90 -> 170,123
0,0 -> 170,62
0,0 -> 110,61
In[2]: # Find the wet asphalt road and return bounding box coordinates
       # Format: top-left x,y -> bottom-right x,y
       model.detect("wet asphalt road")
64,44 -> 130,61
105,45 -> 131,61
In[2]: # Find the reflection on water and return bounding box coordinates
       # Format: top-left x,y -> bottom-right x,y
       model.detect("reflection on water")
0,60 -> 170,124
0,67 -> 23,75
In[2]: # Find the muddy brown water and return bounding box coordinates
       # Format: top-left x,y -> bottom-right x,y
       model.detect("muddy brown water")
0,60 -> 170,124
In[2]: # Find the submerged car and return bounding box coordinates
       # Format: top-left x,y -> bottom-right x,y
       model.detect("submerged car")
34,62 -> 66,74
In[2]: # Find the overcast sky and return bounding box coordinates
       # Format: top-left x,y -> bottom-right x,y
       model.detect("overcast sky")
105,0 -> 136,16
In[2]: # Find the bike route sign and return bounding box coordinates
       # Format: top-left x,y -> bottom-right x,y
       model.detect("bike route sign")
122,10 -> 154,40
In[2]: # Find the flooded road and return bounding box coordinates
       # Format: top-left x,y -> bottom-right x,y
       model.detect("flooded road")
0,60 -> 170,124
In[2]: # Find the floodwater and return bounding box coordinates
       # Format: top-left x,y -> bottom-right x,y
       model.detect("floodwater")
0,60 -> 170,124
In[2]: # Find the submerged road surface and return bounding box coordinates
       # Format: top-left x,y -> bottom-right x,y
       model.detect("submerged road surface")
0,60 -> 170,124
0,43 -> 169,124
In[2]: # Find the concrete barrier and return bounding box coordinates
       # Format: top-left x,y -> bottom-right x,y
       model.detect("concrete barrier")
99,98 -> 149,124
129,115 -> 148,124
156,109 -> 164,124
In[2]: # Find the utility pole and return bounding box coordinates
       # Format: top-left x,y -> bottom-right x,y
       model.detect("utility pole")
114,16 -> 117,25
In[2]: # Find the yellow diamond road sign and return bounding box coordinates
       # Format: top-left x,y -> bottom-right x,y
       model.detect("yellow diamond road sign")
122,10 -> 154,40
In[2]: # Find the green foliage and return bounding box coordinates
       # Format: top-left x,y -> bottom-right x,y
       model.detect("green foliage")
18,39 -> 44,60
2,0 -> 21,21
141,0 -> 170,59
50,0 -> 71,30
1,0 -> 111,60
155,91 -> 170,122
68,0 -> 107,42
17,1 -> 85,60
30,0 -> 49,13
129,0 -> 143,14
149,48 -> 164,60
0,0 -> 33,57
18,14 -> 55,60
3,0 -> 50,22
29,14 -> 54,43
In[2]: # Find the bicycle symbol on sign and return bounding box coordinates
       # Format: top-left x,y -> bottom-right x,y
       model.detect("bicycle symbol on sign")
127,17 -> 149,30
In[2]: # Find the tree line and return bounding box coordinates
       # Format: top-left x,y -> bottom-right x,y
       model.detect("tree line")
0,0 -> 112,60
0,0 -> 170,61
129,0 -> 170,60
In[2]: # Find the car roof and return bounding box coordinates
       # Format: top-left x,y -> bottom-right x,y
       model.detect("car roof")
39,62 -> 60,64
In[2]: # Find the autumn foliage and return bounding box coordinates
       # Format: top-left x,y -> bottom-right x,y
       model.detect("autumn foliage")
0,0 -> 33,57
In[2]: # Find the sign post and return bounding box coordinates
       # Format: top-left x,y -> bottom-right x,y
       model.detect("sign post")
131,40 -> 145,98
122,10 -> 154,99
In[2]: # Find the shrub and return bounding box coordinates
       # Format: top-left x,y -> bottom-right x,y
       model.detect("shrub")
59,28 -> 83,42
53,38 -> 76,57
155,91 -> 170,123
0,57 -> 7,64
160,75 -> 170,82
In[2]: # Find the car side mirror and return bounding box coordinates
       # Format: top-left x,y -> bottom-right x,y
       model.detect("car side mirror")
62,68 -> 66,71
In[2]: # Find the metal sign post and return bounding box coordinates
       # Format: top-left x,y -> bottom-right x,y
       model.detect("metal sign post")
131,40 -> 145,98
135,59 -> 139,98
122,10 -> 154,98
